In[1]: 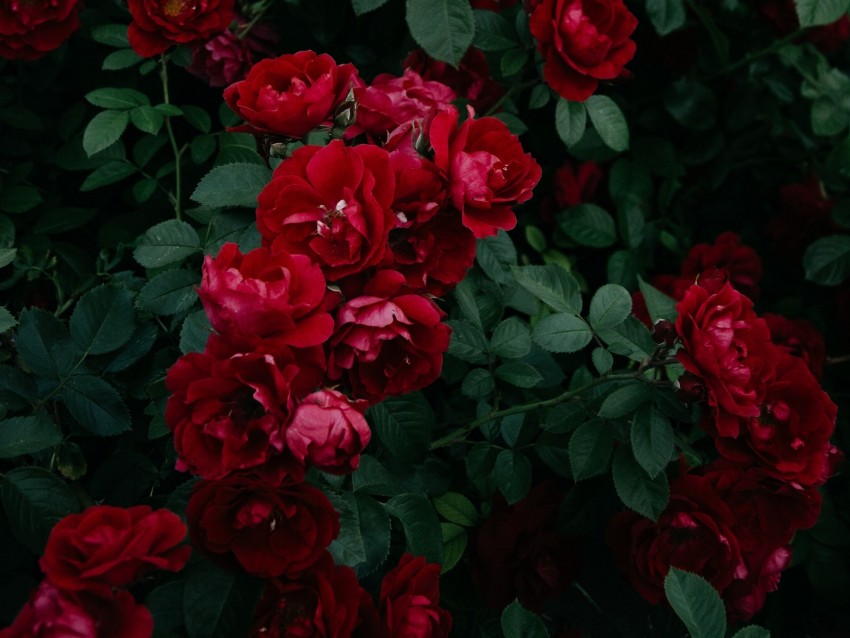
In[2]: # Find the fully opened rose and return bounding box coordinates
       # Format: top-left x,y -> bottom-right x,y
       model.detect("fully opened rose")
0,0 -> 82,60
127,0 -> 235,57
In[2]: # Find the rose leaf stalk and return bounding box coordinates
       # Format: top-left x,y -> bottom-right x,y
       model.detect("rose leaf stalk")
160,54 -> 183,221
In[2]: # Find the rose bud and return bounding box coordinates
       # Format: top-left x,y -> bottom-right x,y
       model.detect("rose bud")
651,319 -> 677,346
675,373 -> 705,404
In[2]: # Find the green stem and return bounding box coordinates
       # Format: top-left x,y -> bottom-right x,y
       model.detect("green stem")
699,28 -> 808,82
160,55 -> 183,221
429,371 -> 641,450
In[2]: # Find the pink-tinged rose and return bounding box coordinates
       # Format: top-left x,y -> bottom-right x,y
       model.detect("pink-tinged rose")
353,69 -> 457,140
187,474 -> 339,579
285,389 -> 371,475
388,149 -> 448,225
187,30 -> 252,88
328,270 -> 451,404
681,232 -> 763,300
703,462 -> 822,549
468,482 -> 582,611
675,282 -> 777,438
0,580 -> 153,638
165,333 -> 324,481
404,47 -> 504,112
379,553 -> 452,638
715,354 -> 837,488
199,242 -> 334,346
127,0 -> 235,58
430,107 -> 542,238
224,51 -> 358,138
764,313 -> 827,379
723,544 -> 792,623
529,0 -> 638,102
257,140 -> 396,281
40,506 -> 189,593
250,553 -> 377,638
606,474 -> 746,605
0,0 -> 82,60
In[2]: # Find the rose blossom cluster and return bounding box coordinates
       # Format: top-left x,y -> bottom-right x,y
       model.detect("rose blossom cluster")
165,47 -> 542,636
609,269 -> 840,621
2,506 -> 190,638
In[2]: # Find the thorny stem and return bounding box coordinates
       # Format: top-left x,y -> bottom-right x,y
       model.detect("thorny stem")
160,55 -> 183,221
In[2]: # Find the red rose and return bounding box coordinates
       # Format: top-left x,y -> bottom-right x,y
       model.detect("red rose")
470,0 -> 519,10
703,462 -> 822,549
250,553 -> 376,638
529,0 -> 638,102
723,544 -> 792,623
199,242 -> 334,346
430,106 -> 542,238
554,160 -> 603,209
379,553 -> 452,638
764,313 -> 827,379
0,580 -> 154,638
468,482 -> 582,611
187,30 -> 252,88
0,0 -> 82,60
353,69 -> 457,140
404,48 -> 504,112
39,505 -> 189,593
681,232 -> 763,300
127,0 -> 235,58
285,389 -> 371,475
165,334 -> 324,481
224,51 -> 358,139
767,174 -> 835,260
715,354 -> 837,488
257,140 -> 396,281
187,474 -> 340,578
675,282 -> 777,438
328,270 -> 451,404
606,474 -> 746,605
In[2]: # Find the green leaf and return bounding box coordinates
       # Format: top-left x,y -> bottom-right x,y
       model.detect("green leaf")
82,110 -> 129,157
136,269 -> 200,316
447,319 -> 491,364
592,347 -> 614,375
328,491 -> 391,576
90,24 -> 130,47
612,446 -> 669,521
60,375 -> 131,436
585,95 -> 629,152
103,323 -> 158,373
191,134 -> 217,164
501,600 -> 548,638
528,85 -> 551,110
490,317 -> 532,359
569,419 -> 613,481
795,0 -> 850,27
180,310 -> 212,354
70,284 -> 135,356
182,105 -> 213,133
476,230 -> 517,285
495,362 -> 542,388
559,204 -> 617,248
0,248 -> 15,268
637,276 -> 678,322
804,235 -> 850,285
495,449 -> 532,504
433,492 -> 479,526
474,10 -> 517,50
80,161 -> 137,191
494,111 -> 528,135
630,404 -> 674,479
102,48 -> 142,70
555,98 -> 587,147
0,467 -> 81,554
406,0 -> 474,67
16,308 -> 75,379
155,104 -> 183,117
598,316 -> 655,361
384,493 -> 443,564
598,383 -> 653,419
146,582 -> 185,633
732,628 -> 771,638
132,178 -> 157,203
664,79 -> 717,131
664,568 -> 727,638
511,264 -> 582,314
532,313 -> 593,353
440,523 -> 467,573
501,48 -> 528,77
134,220 -> 201,268
0,307 -> 16,334
191,163 -> 272,208
811,97 -> 849,137
353,0 -> 391,14
130,106 -> 164,135
588,284 -> 632,332
646,0 -> 687,35
0,414 -> 62,459
453,277 -> 483,328
462,368 -> 495,399
86,88 -> 149,110
183,559 -> 264,638
0,186 -> 42,214
369,393 -> 434,463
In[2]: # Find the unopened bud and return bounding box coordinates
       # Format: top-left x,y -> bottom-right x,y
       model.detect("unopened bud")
675,373 -> 705,404
651,319 -> 677,346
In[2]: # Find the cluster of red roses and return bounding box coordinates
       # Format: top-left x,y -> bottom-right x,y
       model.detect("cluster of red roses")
2,506 -> 190,637
163,49 -> 540,636
609,233 -> 839,621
